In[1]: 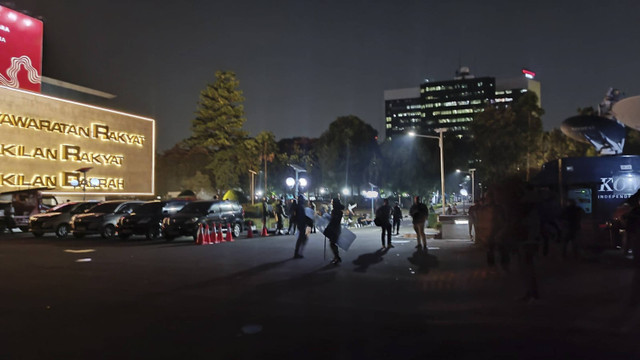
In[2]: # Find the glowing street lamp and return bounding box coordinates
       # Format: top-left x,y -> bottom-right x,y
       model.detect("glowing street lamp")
408,128 -> 447,214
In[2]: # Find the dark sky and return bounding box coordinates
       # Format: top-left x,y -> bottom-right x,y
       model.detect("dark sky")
10,0 -> 640,150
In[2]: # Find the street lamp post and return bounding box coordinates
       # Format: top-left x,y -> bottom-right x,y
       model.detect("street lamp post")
288,164 -> 307,198
249,170 -> 257,205
469,168 -> 476,203
409,128 -> 447,214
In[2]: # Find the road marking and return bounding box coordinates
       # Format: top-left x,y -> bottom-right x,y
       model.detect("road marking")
64,249 -> 95,254
75,258 -> 92,262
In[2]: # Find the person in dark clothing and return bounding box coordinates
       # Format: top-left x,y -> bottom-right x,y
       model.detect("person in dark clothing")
323,198 -> 345,264
392,202 -> 402,235
409,196 -> 429,250
310,201 -> 317,233
375,198 -> 393,248
261,198 -> 268,226
286,199 -> 297,235
274,199 -> 286,235
293,195 -> 313,259
561,199 -> 583,258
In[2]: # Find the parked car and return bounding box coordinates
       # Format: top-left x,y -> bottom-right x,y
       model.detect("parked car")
116,199 -> 190,240
161,200 -> 244,241
29,201 -> 98,238
71,200 -> 143,239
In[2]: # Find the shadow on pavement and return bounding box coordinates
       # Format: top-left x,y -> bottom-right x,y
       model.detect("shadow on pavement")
408,250 -> 439,274
352,247 -> 389,273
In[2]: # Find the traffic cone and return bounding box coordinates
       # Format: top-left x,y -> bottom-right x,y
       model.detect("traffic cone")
226,223 -> 234,242
261,221 -> 269,237
195,223 -> 204,245
217,223 -> 224,243
211,223 -> 220,244
203,223 -> 211,244
247,221 -> 253,238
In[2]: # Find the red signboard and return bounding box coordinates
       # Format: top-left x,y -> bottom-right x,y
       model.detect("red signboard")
0,6 -> 43,92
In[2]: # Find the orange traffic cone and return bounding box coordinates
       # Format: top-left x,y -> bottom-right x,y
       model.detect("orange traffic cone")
217,223 -> 224,243
247,221 -> 253,238
203,223 -> 211,244
226,223 -> 234,242
211,223 -> 219,244
196,223 -> 204,245
261,222 -> 269,237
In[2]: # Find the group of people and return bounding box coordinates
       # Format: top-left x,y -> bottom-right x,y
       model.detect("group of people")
373,196 -> 429,250
466,180 -> 589,303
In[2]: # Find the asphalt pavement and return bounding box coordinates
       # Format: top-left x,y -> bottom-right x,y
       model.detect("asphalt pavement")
1,224 -> 640,359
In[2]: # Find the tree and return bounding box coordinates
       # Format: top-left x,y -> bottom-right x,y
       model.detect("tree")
470,92 -> 544,185
188,71 -> 253,194
155,143 -> 211,197
538,128 -> 591,164
315,116 -> 379,195
379,137 -> 438,198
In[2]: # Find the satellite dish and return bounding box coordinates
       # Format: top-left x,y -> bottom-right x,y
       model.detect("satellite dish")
561,115 -> 626,155
613,95 -> 640,130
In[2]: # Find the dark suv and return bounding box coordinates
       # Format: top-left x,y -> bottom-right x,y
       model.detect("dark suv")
161,200 -> 244,241
71,200 -> 143,239
116,199 -> 190,240
29,201 -> 98,238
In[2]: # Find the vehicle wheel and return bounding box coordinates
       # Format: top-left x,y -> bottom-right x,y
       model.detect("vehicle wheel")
101,224 -> 116,239
73,232 -> 85,239
145,223 -> 161,240
163,232 -> 175,241
55,224 -> 70,238
233,223 -> 241,238
32,231 -> 44,237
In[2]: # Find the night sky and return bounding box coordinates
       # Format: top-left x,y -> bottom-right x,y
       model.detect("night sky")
9,0 -> 640,150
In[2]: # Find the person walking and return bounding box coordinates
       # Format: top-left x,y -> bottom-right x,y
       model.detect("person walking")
375,198 -> 393,248
392,202 -> 402,235
409,196 -> 429,250
323,198 -> 345,264
286,199 -> 297,235
293,195 -> 313,259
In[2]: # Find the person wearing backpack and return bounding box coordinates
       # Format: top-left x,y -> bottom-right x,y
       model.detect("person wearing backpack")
409,196 -> 429,250
375,198 -> 393,248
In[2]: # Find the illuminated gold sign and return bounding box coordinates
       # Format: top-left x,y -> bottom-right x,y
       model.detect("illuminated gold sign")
0,86 -> 155,196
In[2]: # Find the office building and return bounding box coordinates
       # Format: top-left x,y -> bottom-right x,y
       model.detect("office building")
384,67 -> 541,140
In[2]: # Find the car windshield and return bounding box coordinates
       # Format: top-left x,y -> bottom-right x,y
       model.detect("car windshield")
86,202 -> 122,214
135,202 -> 163,214
47,202 -> 77,213
179,202 -> 213,215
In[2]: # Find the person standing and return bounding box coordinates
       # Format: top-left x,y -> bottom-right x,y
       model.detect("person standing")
293,195 -> 313,259
310,201 -> 317,233
409,196 -> 429,250
560,199 -> 582,259
274,198 -> 286,235
392,202 -> 402,235
286,199 -> 297,235
261,197 -> 268,232
375,198 -> 393,248
323,198 -> 345,264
